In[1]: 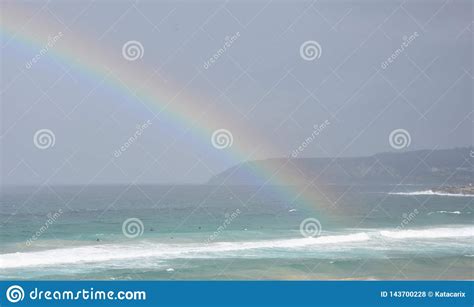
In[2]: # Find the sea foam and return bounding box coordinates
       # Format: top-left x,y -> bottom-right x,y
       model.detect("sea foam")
0,233 -> 370,269
389,190 -> 474,197
380,226 -> 473,239
1,227 -> 471,269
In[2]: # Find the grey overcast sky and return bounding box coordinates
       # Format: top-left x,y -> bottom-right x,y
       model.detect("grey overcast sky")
1,0 -> 472,185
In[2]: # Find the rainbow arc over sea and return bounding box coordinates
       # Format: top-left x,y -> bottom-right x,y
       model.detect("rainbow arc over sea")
1,5 -> 335,215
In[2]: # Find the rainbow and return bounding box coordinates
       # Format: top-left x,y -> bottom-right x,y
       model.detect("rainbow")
1,5 -> 334,214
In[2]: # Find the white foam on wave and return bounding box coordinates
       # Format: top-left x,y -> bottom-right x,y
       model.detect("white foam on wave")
427,211 -> 469,215
2,226 -> 472,269
389,190 -> 474,197
380,226 -> 473,239
0,232 -> 369,269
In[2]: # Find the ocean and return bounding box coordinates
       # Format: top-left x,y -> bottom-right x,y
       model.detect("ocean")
0,184 -> 472,280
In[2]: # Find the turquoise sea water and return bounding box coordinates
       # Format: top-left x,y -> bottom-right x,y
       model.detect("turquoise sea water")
0,184 -> 472,280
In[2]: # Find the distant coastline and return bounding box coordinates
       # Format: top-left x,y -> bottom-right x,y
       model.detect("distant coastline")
432,184 -> 474,196
209,147 -> 473,185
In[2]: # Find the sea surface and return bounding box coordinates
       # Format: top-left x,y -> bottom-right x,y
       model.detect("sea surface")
0,184 -> 472,280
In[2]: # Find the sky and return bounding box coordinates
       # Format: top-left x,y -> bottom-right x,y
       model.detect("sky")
0,0 -> 472,185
